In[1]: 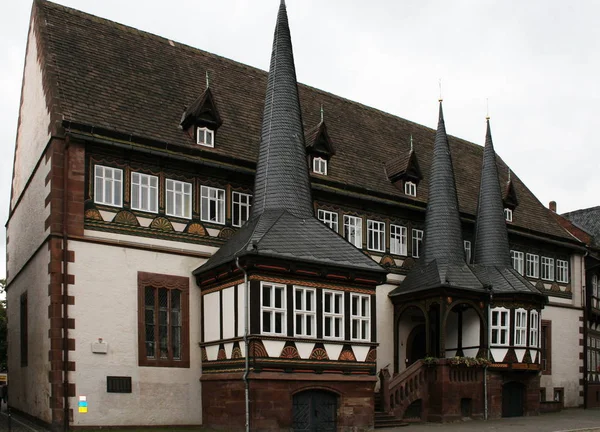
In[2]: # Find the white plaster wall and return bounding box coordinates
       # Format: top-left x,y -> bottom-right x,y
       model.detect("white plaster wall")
445,312 -> 459,355
571,254 -> 584,307
11,21 -> 52,210
462,309 -> 480,358
540,305 -> 583,408
237,283 -> 246,337
7,154 -> 51,281
222,287 -> 235,339
397,310 -> 424,373
68,240 -> 206,426
376,283 -> 396,374
6,247 -> 51,423
203,292 -> 220,342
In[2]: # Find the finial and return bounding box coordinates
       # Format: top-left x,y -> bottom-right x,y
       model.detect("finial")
486,98 -> 490,120
410,134 -> 414,152
320,104 -> 324,122
508,168 -> 511,182
281,0 -> 285,5
206,70 -> 210,88
438,78 -> 443,102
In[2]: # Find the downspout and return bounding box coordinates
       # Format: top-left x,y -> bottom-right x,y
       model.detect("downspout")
235,257 -> 250,432
484,285 -> 493,421
581,251 -> 589,408
62,138 -> 71,431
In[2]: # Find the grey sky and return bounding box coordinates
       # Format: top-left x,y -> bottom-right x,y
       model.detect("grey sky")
1,1 -> 598,279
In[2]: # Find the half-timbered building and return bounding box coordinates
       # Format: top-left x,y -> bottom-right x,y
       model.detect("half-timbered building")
6,0 -> 587,430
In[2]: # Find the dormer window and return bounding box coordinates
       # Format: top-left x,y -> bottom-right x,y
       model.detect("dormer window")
313,157 -> 327,175
404,181 -> 417,197
197,127 -> 214,148
504,208 -> 513,222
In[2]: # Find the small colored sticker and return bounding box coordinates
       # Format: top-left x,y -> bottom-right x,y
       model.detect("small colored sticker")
78,407 -> 87,413
78,401 -> 88,408
79,396 -> 87,402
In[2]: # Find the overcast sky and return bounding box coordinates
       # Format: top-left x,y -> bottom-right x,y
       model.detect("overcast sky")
1,0 -> 599,279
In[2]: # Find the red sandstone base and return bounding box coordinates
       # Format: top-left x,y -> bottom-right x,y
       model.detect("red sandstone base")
201,371 -> 376,431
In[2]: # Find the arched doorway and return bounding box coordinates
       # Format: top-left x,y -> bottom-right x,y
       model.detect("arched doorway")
292,390 -> 337,431
407,324 -> 426,366
502,382 -> 525,417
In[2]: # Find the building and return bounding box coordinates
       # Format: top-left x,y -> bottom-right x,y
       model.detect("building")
6,0 -> 586,430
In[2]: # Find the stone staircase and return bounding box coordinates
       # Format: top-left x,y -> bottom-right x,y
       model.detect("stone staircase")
374,392 -> 408,429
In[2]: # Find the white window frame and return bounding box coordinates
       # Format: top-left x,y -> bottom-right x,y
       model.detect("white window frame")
541,257 -> 555,281
504,208 -> 513,222
367,220 -> 385,252
260,282 -> 286,336
313,157 -> 327,175
196,127 -> 214,148
350,293 -> 371,342
323,290 -> 344,340
404,181 -> 417,197
201,186 -> 226,225
592,275 -> 599,309
511,250 -> 524,275
294,286 -> 316,338
165,179 -> 192,219
343,215 -> 362,248
131,172 -> 158,213
412,229 -> 424,258
526,253 -> 539,278
490,307 -> 509,346
464,240 -> 472,264
530,310 -> 539,348
514,308 -> 527,347
232,191 -> 252,227
390,224 -> 407,256
94,165 -> 123,207
318,209 -> 338,232
556,259 -> 569,283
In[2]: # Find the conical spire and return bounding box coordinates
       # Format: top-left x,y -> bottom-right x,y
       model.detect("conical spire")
422,102 -> 465,265
251,1 -> 313,219
473,119 -> 512,266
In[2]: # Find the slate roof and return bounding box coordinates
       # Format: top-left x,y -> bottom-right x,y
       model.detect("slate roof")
33,0 -> 574,243
193,1 -> 384,276
562,206 -> 600,248
473,120 -> 512,267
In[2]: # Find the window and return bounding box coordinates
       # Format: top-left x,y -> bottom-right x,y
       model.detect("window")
138,272 -> 189,367
323,290 -> 344,339
541,320 -> 551,374
166,179 -> 192,219
557,260 -> 569,283
201,186 -> 226,224
351,293 -> 371,341
390,224 -> 407,255
514,309 -> 527,346
404,181 -> 417,197
131,172 -> 158,213
318,209 -> 338,232
197,127 -> 214,147
294,287 -> 316,337
464,240 -> 472,264
504,208 -> 513,222
232,192 -> 252,227
589,335 -> 600,377
490,307 -> 509,346
526,253 -> 539,278
344,215 -> 362,248
261,282 -> 286,336
313,157 -> 327,175
511,250 -> 524,275
412,229 -> 424,258
541,257 -> 554,281
367,220 -> 385,252
94,165 -> 123,207
20,292 -> 27,367
530,310 -> 539,348
592,275 -> 599,309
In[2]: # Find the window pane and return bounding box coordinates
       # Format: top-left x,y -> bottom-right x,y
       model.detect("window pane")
263,311 -> 271,333
275,287 -> 283,308
262,286 -> 271,307
324,293 -> 331,313
275,313 -> 282,334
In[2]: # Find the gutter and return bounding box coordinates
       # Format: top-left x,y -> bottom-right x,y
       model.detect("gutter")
235,257 -> 250,432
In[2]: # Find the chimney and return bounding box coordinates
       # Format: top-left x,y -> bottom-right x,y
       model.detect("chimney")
549,201 -> 557,213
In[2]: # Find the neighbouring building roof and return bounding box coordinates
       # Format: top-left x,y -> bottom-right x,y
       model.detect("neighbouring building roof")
562,206 -> 600,248
33,0 -> 575,244
193,1 -> 384,276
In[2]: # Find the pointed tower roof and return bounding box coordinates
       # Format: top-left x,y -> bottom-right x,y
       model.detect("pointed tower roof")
193,2 -> 385,279
473,119 -> 511,267
251,0 -> 313,219
422,102 -> 465,265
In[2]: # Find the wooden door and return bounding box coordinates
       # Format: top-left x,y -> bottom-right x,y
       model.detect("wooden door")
292,390 -> 337,432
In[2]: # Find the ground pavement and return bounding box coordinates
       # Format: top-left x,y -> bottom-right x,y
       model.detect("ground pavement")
378,409 -> 600,432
